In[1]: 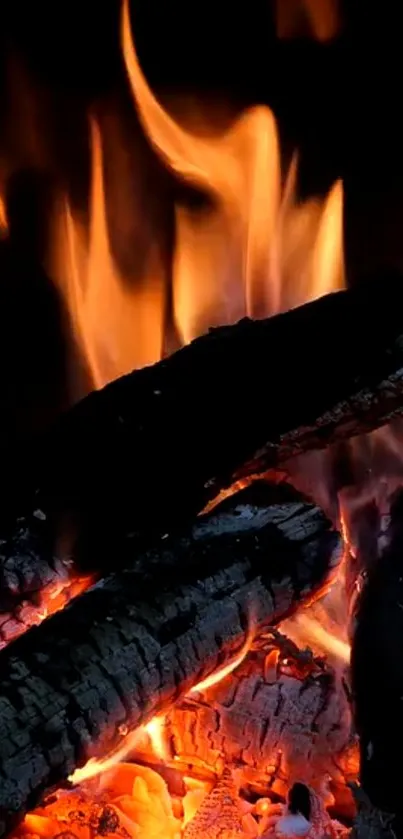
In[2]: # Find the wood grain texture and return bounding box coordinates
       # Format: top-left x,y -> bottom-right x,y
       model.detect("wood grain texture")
8,273 -> 403,570
166,648 -> 355,808
0,482 -> 341,836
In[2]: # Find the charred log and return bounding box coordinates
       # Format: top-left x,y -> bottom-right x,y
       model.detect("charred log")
351,489 -> 403,838
7,272 -> 403,569
0,513 -> 92,649
0,482 -> 341,835
163,646 -> 356,817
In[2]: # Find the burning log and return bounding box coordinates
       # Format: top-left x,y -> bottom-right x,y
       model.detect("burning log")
0,512 -> 92,649
163,643 -> 356,816
10,272 -> 403,570
0,482 -> 341,836
351,488 -> 403,839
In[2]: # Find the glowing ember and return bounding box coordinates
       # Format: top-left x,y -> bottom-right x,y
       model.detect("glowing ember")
11,763 -> 349,839
0,570 -> 93,649
282,612 -> 350,664
2,2 -> 354,834
68,719 -> 167,787
70,619 -> 255,787
17,763 -> 182,839
189,617 -> 256,695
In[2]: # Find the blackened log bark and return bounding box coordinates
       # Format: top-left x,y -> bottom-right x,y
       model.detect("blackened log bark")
0,482 -> 341,836
8,272 -> 403,569
164,649 -> 356,815
351,489 -> 403,839
0,513 -> 92,649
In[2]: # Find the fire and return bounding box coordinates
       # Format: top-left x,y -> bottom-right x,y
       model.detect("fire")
0,191 -> 7,234
50,116 -> 166,394
45,0 -> 344,395
189,616 -> 256,694
283,612 -> 350,664
70,619 -> 255,787
68,718 -> 168,787
0,570 -> 93,649
4,1 -> 351,833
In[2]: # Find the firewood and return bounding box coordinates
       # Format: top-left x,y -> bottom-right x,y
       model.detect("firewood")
0,482 -> 341,836
9,272 -> 403,570
163,645 -> 356,817
0,512 -> 92,649
351,488 -> 403,839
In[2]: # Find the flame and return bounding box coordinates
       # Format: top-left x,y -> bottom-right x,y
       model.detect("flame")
121,0 -> 344,344
189,620 -> 256,694
284,612 -> 350,664
0,192 -> 7,235
275,0 -> 341,41
68,717 -> 167,787
46,0 -> 344,392
70,618 -> 255,786
7,4 -> 351,831
50,115 -> 166,393
145,717 -> 170,762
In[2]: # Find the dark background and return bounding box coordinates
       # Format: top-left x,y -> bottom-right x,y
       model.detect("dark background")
0,0 -> 401,446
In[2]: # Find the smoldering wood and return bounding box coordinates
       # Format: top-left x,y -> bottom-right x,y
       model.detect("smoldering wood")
351,488 -> 403,839
163,647 -> 356,818
0,482 -> 342,836
0,513 -> 91,650
7,272 -> 403,570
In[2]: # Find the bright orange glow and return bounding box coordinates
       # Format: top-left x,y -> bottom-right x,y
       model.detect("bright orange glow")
50,116 -> 165,394
0,192 -> 7,234
144,717 -> 170,762
17,762 -> 182,839
189,617 -> 256,694
0,572 -> 93,650
120,0 -> 344,344
46,1 -> 344,393
9,3 -> 352,833
283,611 -> 351,664
70,618 -> 255,787
68,716 -> 168,786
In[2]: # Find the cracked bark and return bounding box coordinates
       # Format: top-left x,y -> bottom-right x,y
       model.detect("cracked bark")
165,648 -> 357,819
0,481 -> 341,836
0,513 -> 92,649
7,272 -> 403,570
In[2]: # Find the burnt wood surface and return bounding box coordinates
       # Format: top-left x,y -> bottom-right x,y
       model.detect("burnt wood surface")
5,273 -> 403,570
163,647 -> 356,816
351,489 -> 403,839
0,482 -> 341,836
0,513 -> 92,649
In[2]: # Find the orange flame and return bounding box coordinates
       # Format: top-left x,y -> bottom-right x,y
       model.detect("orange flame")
121,0 -> 344,341
68,717 -> 168,786
48,0 -> 344,395
70,617 -> 255,786
50,116 -> 166,393
284,612 -> 350,664
275,0 -> 341,41
0,191 -> 7,235
189,618 -> 256,694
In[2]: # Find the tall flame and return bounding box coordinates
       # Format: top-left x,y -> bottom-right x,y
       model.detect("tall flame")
121,0 -> 344,342
49,0 -> 344,395
50,116 -> 166,392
